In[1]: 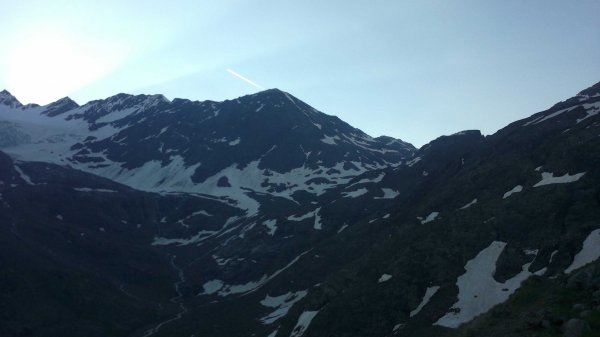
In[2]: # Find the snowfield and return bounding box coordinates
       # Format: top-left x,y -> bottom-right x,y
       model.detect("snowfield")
565,229 -> 600,274
435,241 -> 544,328
533,171 -> 585,187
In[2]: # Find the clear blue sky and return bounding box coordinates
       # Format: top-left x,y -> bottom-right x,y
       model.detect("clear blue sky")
1,1 -> 598,147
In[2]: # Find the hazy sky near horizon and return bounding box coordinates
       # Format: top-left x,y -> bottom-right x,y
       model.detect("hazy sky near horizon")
1,1 -> 598,147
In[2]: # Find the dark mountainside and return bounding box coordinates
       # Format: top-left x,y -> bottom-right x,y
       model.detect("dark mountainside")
0,82 -> 599,337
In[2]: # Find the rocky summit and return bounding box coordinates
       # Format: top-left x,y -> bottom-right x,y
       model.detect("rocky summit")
0,82 -> 599,337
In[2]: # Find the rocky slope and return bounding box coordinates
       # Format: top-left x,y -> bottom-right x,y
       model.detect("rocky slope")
0,81 -> 599,337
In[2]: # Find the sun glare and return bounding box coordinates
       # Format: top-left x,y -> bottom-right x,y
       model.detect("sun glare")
6,30 -> 122,105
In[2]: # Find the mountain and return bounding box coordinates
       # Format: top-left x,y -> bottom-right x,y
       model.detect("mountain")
0,88 -> 414,214
0,82 -> 599,337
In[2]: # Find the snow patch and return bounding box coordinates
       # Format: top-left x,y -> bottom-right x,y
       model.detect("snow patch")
320,135 -> 340,145
290,310 -> 319,337
420,212 -> 439,224
374,188 -> 399,199
152,216 -> 238,246
549,250 -> 559,264
342,188 -> 368,198
288,211 -> 315,222
410,286 -> 440,317
263,219 -> 277,236
200,250 -> 310,297
406,157 -> 421,167
13,165 -> 34,185
459,199 -> 477,210
565,229 -> 600,274
201,280 -> 224,295
260,290 -> 308,324
503,185 -> 523,199
524,106 -> 575,126
152,230 -> 217,246
378,274 -> 392,283
347,172 -> 385,188
435,241 -> 538,328
533,171 -> 585,187
393,323 -> 405,332
576,102 -> 600,123
286,208 -> 322,230
73,187 -> 117,193
313,208 -> 322,230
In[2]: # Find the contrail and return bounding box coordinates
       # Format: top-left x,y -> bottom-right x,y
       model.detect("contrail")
226,68 -> 265,90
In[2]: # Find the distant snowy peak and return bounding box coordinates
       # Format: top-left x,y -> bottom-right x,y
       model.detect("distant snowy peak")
235,88 -> 415,156
0,87 -> 415,214
0,90 -> 23,108
73,92 -> 171,124
43,97 -> 79,117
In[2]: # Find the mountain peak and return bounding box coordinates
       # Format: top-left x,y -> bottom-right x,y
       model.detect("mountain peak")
0,89 -> 23,108
576,80 -> 600,98
259,88 -> 286,94
83,92 -> 170,113
52,96 -> 79,106
245,88 -> 296,101
43,96 -> 80,117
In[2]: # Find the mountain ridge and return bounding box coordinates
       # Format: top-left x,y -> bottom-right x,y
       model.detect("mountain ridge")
0,87 -> 415,216
0,81 -> 599,337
